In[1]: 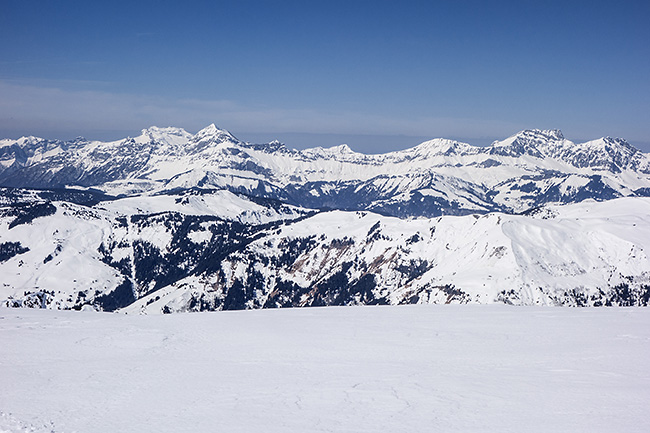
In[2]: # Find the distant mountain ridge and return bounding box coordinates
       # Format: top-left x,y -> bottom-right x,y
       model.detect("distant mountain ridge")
1,124 -> 649,217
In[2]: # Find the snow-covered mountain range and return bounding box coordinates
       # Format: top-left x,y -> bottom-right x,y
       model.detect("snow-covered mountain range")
1,124 -> 649,311
2,124 -> 649,216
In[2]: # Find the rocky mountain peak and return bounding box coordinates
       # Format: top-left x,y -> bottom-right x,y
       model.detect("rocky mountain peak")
488,129 -> 567,158
563,136 -> 645,173
183,124 -> 242,154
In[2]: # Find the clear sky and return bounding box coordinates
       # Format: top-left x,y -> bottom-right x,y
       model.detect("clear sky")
1,0 -> 649,152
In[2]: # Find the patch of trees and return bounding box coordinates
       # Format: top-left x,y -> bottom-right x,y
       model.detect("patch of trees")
0,241 -> 29,263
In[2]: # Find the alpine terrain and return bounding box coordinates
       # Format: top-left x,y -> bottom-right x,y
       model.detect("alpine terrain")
1,124 -> 649,311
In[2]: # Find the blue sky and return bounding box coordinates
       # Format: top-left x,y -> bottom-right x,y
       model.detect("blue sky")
1,0 -> 649,152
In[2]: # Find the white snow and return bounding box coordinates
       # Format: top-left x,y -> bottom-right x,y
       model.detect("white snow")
0,203 -> 123,305
187,228 -> 212,244
151,197 -> 647,310
1,305 -> 648,433
95,189 -> 307,225
4,126 -> 647,212
4,196 -> 648,311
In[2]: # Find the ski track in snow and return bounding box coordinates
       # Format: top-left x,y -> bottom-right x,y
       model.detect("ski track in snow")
1,305 -> 649,433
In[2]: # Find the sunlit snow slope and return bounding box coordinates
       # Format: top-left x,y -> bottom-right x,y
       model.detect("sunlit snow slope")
1,305 -> 649,433
127,197 -> 650,312
1,191 -> 649,310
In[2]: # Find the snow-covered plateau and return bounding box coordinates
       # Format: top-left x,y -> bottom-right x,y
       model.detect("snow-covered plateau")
1,124 -> 649,310
1,305 -> 649,433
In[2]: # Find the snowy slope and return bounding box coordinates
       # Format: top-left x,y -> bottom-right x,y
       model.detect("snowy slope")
1,305 -> 649,433
3,191 -> 646,312
127,197 -> 649,313
0,189 -> 311,310
98,189 -> 308,223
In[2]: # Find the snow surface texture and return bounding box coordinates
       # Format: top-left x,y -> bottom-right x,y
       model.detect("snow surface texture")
1,305 -> 649,433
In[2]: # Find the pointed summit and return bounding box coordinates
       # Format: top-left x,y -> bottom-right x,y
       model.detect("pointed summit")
193,123 -> 240,143
329,144 -> 354,153
185,124 -> 241,154
198,123 -> 218,135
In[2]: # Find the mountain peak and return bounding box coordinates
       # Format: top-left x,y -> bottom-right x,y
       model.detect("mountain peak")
136,126 -> 193,149
330,144 -> 353,153
498,129 -> 566,143
182,124 -> 242,155
489,129 -> 566,158
301,143 -> 358,159
141,126 -> 190,136
599,136 -> 637,152
412,138 -> 471,156
200,123 -> 218,134
522,129 -> 564,140
17,136 -> 45,145
564,136 -> 644,172
193,124 -> 239,142
0,135 -> 43,149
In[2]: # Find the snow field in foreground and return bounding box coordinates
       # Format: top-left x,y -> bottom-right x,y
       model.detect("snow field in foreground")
1,305 -> 649,433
